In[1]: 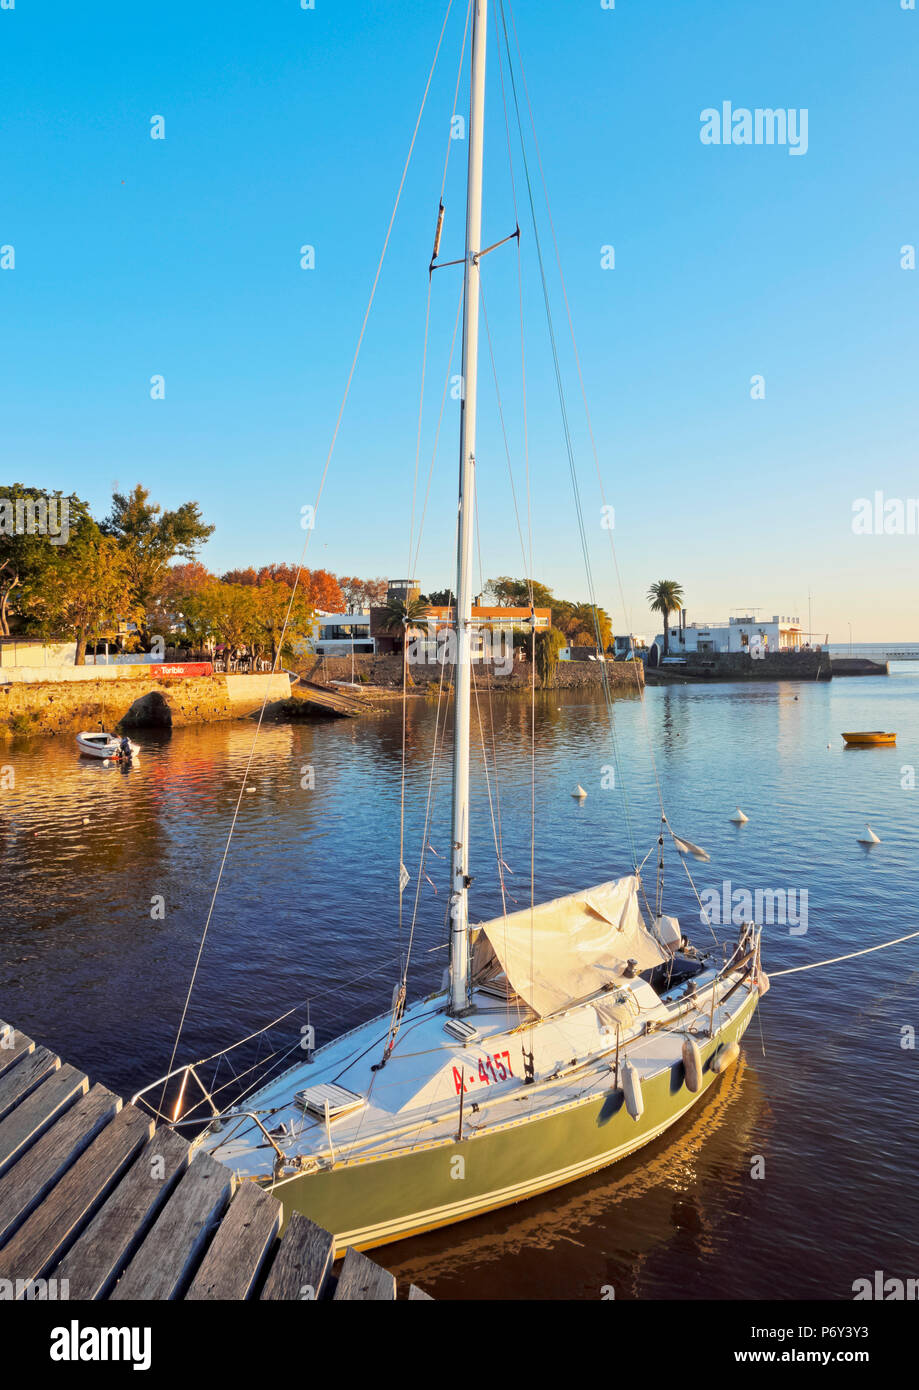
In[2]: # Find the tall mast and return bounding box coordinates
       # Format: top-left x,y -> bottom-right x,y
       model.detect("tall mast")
448,0 -> 487,1016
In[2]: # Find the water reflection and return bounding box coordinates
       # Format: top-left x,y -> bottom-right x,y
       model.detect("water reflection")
386,1057 -> 768,1300
2,671 -> 918,1298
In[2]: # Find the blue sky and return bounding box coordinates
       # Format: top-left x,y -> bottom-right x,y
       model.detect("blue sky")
1,0 -> 917,639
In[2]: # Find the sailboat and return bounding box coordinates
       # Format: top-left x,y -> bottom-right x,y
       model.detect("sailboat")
134,0 -> 767,1252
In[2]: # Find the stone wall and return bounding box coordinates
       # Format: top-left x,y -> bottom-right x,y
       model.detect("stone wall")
648,650 -> 831,681
299,652 -> 643,692
0,673 -> 291,740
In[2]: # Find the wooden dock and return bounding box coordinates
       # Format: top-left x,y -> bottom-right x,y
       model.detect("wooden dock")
0,1019 -> 430,1301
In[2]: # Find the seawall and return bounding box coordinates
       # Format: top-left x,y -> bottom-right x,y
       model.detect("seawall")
0,673 -> 291,740
646,651 -> 833,683
301,653 -> 644,692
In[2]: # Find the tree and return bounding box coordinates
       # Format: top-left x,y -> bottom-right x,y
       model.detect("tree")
304,569 -> 344,612
485,576 -> 554,609
557,601 -> 612,652
0,485 -> 94,636
210,583 -> 258,654
647,580 -> 685,657
104,485 -> 214,619
220,566 -> 259,587
249,579 -> 315,666
25,531 -> 140,664
426,589 -> 456,606
222,564 -> 344,614
339,575 -> 387,611
535,628 -> 566,686
379,595 -> 430,650
149,562 -> 214,640
379,594 -> 430,687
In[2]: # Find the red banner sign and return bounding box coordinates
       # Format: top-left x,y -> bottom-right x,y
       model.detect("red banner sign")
156,663 -> 213,678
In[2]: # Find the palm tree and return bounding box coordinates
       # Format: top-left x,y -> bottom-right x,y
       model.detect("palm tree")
379,595 -> 431,683
647,580 -> 685,657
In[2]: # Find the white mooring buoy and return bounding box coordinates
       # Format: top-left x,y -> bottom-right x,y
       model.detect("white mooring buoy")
857,823 -> 881,845
572,784 -> 587,800
730,807 -> 748,824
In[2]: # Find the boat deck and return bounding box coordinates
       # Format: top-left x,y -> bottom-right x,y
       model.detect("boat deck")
198,966 -> 753,1180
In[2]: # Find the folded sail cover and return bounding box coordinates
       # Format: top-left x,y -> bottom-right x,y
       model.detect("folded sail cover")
473,875 -> 668,1017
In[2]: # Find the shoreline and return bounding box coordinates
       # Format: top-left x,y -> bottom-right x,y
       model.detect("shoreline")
0,659 -> 643,741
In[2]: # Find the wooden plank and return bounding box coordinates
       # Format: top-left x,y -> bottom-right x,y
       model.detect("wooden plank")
110,1152 -> 235,1301
0,1104 -> 153,1293
0,1047 -> 60,1121
259,1210 -> 333,1301
185,1180 -> 280,1300
333,1246 -> 396,1301
0,1084 -> 119,1249
408,1283 -> 434,1300
0,1066 -> 88,1178
0,1023 -> 36,1080
54,1126 -> 190,1300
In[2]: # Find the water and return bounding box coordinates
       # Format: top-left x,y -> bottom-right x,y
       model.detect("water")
2,670 -> 917,1299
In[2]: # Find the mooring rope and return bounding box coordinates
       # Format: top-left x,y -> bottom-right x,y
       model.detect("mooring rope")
770,930 -> 919,977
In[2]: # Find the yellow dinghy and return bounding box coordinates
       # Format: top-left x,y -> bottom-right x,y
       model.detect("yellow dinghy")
842,731 -> 897,746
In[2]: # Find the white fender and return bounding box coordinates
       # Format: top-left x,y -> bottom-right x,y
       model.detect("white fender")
711,1041 -> 740,1074
621,1060 -> 643,1121
682,1037 -> 703,1093
757,971 -> 770,997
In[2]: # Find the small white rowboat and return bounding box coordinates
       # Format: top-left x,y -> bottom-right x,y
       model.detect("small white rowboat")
76,731 -> 140,760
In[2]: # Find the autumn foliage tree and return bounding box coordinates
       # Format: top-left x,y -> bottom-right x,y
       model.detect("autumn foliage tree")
338,575 -> 387,611
221,564 -> 344,614
26,531 -> 141,664
103,485 -> 214,625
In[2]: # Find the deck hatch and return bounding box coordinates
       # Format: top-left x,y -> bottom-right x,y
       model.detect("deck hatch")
294,1082 -> 366,1120
443,1018 -> 478,1042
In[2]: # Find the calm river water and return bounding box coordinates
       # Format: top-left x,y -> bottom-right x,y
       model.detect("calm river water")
2,669 -> 917,1299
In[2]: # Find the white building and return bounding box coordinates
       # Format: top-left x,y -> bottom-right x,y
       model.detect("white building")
655,614 -> 807,658
612,633 -> 648,659
312,612 -> 375,657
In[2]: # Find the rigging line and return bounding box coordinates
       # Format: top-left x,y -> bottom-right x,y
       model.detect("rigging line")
491,0 -> 534,590
770,931 -> 919,977
476,276 -> 537,1025
439,0 -> 474,199
472,514 -> 515,926
479,279 -> 531,583
158,0 -> 457,1103
505,2 -> 667,826
398,619 -> 409,964
471,666 -> 509,917
382,586 -> 455,1066
664,819 -> 720,945
499,1 -> 637,874
472,500 -> 525,1031
484,5 -> 538,1022
502,9 -> 641,850
406,0 -> 471,577
404,638 -> 452,972
411,280 -> 465,581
